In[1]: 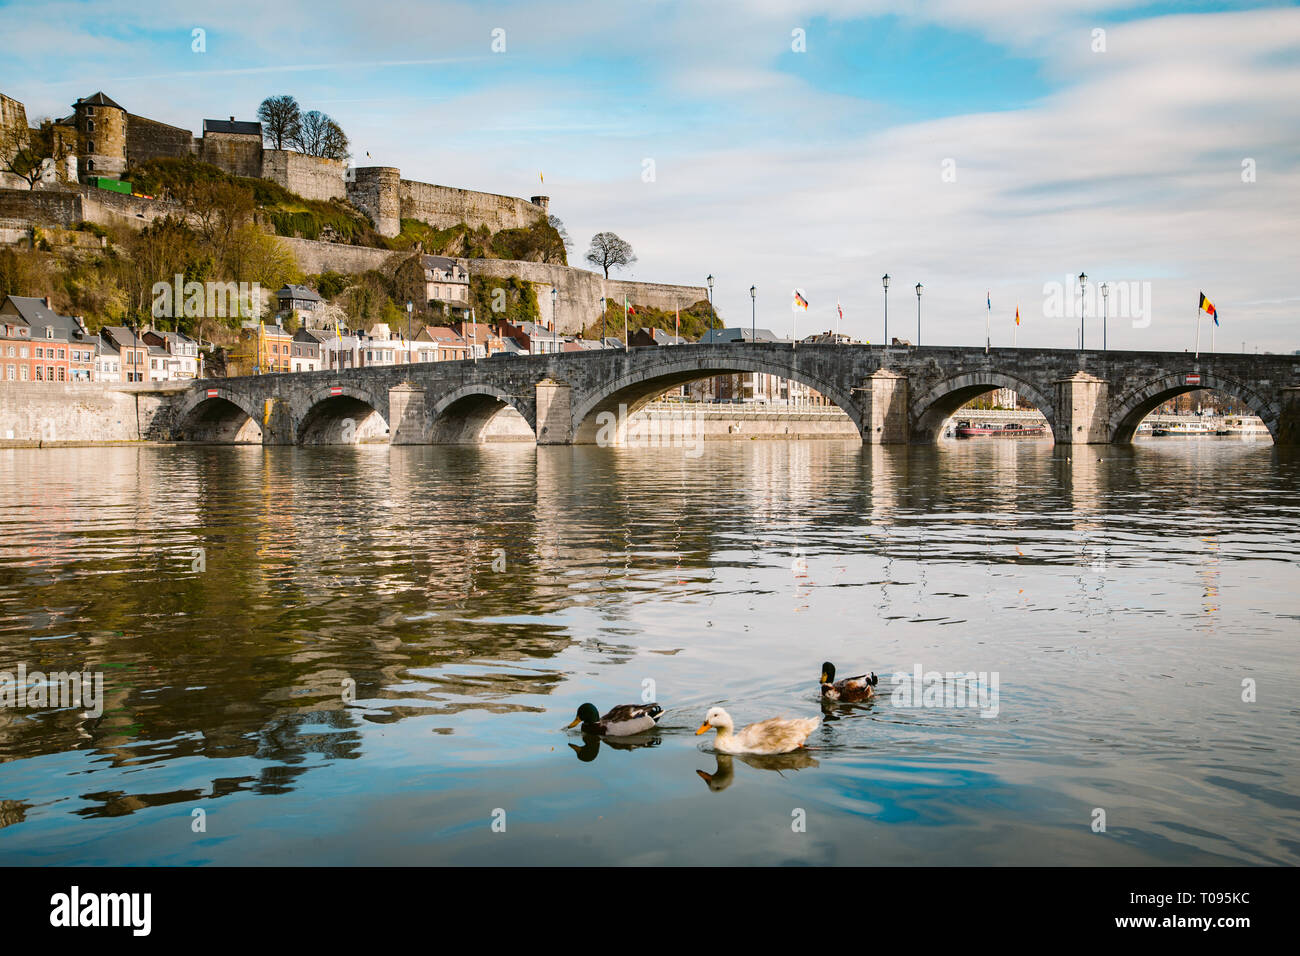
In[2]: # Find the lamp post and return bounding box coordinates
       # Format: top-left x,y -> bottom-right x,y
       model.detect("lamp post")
706,274 -> 715,337
1078,272 -> 1087,351
406,300 -> 412,361
749,285 -> 756,342
1100,282 -> 1109,352
915,282 -> 923,347
881,274 -> 890,345
550,287 -> 558,354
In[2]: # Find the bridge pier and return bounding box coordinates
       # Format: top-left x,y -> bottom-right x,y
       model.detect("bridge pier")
863,369 -> 909,443
1278,386 -> 1300,446
1055,372 -> 1110,444
536,379 -> 573,445
389,383 -> 428,445
260,397 -> 296,445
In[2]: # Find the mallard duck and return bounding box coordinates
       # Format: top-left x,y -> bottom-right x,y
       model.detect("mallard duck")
694,706 -> 820,755
566,702 -> 664,736
820,661 -> 878,702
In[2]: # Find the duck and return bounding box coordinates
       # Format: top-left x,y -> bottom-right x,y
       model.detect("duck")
820,661 -> 878,702
566,702 -> 664,737
695,706 -> 820,755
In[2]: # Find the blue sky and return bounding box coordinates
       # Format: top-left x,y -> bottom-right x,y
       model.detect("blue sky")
2,0 -> 1297,350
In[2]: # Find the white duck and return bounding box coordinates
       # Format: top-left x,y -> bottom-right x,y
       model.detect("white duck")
695,706 -> 820,755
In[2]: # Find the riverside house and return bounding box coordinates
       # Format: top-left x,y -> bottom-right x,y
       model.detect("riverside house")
0,295 -> 97,383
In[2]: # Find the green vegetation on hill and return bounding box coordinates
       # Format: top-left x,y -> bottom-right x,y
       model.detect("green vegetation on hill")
125,156 -> 384,245
469,275 -> 541,327
585,298 -> 716,342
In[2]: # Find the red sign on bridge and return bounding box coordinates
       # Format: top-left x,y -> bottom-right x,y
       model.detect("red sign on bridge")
206,388 -> 219,397
330,386 -> 343,395
1185,373 -> 1202,385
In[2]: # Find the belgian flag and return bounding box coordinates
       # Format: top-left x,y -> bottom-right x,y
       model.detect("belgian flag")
1199,292 -> 1218,326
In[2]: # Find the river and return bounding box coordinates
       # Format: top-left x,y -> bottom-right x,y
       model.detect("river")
0,437 -> 1296,865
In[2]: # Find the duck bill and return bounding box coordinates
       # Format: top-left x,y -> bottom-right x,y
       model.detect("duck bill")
695,722 -> 711,735
820,673 -> 828,684
565,717 -> 581,729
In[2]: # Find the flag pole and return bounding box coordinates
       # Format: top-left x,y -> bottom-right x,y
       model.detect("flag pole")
985,292 -> 990,354
1194,302 -> 1202,359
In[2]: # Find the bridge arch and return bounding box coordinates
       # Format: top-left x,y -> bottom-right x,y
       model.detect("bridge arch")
296,384 -> 390,445
909,371 -> 1058,442
428,384 -> 536,443
1110,371 -> 1278,443
568,351 -> 865,444
174,388 -> 265,443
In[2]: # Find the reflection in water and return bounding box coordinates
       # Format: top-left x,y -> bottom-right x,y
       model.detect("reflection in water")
0,440 -> 1297,864
696,752 -> 822,792
569,731 -> 662,762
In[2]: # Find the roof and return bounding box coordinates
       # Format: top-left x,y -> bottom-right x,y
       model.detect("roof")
421,255 -> 462,273
2,295 -> 86,338
203,118 -> 262,136
420,325 -> 466,343
696,327 -> 780,344
276,284 -> 322,302
75,92 -> 125,111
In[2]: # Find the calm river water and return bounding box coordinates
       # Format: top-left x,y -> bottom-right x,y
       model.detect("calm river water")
0,438 -> 1297,865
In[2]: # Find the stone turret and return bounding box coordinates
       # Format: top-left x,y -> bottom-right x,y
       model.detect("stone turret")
348,166 -> 402,238
531,195 -> 550,214
73,92 -> 127,179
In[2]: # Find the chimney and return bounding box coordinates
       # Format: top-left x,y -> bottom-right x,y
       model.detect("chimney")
44,296 -> 51,308
230,116 -> 235,122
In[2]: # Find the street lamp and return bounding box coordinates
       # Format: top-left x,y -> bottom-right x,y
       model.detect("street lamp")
1078,272 -> 1087,351
551,287 -> 558,354
881,274 -> 890,345
915,282 -> 923,347
750,285 -> 756,342
1100,282 -> 1109,352
406,300 -> 412,357
706,274 -> 715,336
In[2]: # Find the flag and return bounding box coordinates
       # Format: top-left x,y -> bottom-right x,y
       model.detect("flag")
1015,305 -> 1020,326
837,300 -> 843,321
539,171 -> 544,183
987,291 -> 991,311
1199,292 -> 1218,326
792,289 -> 809,312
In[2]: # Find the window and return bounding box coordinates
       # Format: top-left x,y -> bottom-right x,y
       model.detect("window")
35,366 -> 42,380
86,159 -> 94,171
57,368 -> 65,381
88,120 -> 95,132
5,365 -> 13,380
87,141 -> 94,153
5,346 -> 12,356
20,366 -> 28,381
86,106 -> 94,115
46,327 -> 53,339
57,349 -> 65,359
35,347 -> 42,358
47,366 -> 54,381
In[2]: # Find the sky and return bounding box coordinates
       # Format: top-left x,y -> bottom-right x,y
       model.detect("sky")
2,0 -> 1297,351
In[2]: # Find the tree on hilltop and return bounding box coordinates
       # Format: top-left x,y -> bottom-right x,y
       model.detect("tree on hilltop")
585,231 -> 636,279
257,95 -> 302,150
0,119 -> 68,189
295,110 -> 349,161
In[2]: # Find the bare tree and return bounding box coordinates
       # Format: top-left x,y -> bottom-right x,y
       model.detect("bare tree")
258,95 -> 302,150
585,231 -> 637,279
0,120 -> 67,189
295,110 -> 349,161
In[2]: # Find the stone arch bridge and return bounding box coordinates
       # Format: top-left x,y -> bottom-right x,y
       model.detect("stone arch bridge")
163,344 -> 1300,446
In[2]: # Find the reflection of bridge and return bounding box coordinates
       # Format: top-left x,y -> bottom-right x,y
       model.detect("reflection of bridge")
164,343 -> 1300,445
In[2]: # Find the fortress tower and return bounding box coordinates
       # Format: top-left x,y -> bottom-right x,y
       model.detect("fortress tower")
72,92 -> 127,179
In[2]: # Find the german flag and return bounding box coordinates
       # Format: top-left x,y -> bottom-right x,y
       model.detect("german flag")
1199,292 -> 1218,326
792,289 -> 809,312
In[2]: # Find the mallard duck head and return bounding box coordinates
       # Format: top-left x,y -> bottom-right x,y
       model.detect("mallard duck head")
821,661 -> 836,685
696,706 -> 733,735
567,702 -> 600,728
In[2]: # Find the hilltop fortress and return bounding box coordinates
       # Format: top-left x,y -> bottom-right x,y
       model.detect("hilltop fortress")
0,90 -> 548,238
0,90 -> 707,331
